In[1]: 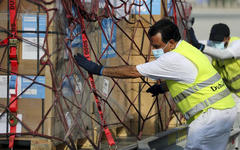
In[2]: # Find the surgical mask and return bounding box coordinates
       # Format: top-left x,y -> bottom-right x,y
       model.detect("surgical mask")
152,43 -> 168,59
152,49 -> 164,58
214,42 -> 225,50
207,40 -> 225,50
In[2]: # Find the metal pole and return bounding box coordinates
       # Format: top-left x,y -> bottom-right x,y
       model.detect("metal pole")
37,5 -> 40,73
138,83 -> 141,134
42,99 -> 44,134
150,0 -> 152,24
6,0 -> 10,142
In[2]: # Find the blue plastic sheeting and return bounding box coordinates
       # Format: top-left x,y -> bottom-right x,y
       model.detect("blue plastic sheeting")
66,6 -> 83,48
101,18 -> 117,59
132,0 -> 161,15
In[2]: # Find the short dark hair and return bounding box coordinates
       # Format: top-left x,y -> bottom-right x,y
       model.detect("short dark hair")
148,18 -> 181,43
209,23 -> 230,42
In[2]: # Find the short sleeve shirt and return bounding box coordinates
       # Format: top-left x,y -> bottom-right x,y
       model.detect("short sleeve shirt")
136,41 -> 198,84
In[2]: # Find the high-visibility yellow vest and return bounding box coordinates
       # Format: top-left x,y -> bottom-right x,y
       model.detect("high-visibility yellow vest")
166,40 -> 235,124
212,37 -> 240,96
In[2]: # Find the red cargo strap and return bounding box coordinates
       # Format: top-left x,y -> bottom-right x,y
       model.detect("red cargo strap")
8,113 -> 17,148
0,38 -> 9,46
79,17 -> 116,146
8,0 -> 18,148
10,60 -> 18,73
172,0 -> 178,25
8,133 -> 16,148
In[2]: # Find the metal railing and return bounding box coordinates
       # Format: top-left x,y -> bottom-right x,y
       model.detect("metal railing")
189,0 -> 240,8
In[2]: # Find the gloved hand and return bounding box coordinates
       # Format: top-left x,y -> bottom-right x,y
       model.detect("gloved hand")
146,83 -> 168,97
74,53 -> 103,75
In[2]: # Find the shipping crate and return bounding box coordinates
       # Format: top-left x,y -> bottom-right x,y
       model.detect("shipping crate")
0,137 -> 54,150
0,0 -> 57,148
0,0 -> 181,149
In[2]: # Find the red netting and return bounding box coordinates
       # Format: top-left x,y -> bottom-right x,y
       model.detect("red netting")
0,0 -> 191,149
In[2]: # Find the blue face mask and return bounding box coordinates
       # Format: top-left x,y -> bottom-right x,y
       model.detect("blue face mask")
214,42 -> 225,50
207,40 -> 225,50
152,49 -> 164,58
152,43 -> 168,59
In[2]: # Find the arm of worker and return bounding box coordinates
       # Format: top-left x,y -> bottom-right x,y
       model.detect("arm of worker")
102,66 -> 142,78
74,52 -> 197,83
136,52 -> 197,83
203,46 -> 234,59
188,27 -> 205,51
203,40 -> 240,59
74,53 -> 142,78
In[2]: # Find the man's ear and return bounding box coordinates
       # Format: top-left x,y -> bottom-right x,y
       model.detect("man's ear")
224,37 -> 230,47
224,37 -> 230,41
169,39 -> 177,49
227,37 -> 230,41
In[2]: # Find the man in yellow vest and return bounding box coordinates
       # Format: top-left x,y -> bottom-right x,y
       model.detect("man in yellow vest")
193,23 -> 240,148
202,24 -> 240,98
189,24 -> 240,112
74,19 -> 237,150
188,23 -> 240,97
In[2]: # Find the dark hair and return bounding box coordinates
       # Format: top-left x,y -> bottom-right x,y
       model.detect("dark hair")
209,23 -> 230,42
148,18 -> 181,43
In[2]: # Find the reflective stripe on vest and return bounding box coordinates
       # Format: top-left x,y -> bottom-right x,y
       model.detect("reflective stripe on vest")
228,85 -> 240,93
166,40 -> 235,122
212,37 -> 240,96
228,74 -> 240,84
184,88 -> 231,120
173,73 -> 231,120
227,69 -> 240,93
173,73 -> 221,103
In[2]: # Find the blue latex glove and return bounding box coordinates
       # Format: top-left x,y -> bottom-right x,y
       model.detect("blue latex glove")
146,83 -> 168,97
74,53 -> 103,75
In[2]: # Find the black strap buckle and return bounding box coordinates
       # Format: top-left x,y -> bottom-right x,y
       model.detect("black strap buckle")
8,113 -> 18,127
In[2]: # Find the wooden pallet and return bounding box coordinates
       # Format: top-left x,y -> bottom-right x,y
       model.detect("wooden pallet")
0,137 -> 55,150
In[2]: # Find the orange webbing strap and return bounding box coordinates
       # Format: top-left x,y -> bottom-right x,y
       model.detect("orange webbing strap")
8,0 -> 18,148
79,17 -> 116,147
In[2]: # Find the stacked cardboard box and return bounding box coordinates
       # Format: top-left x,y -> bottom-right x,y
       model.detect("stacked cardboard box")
0,0 -> 183,149
0,0 -> 56,149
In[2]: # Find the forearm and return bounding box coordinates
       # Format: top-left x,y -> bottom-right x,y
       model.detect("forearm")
203,46 -> 234,59
102,65 -> 142,78
188,28 -> 205,50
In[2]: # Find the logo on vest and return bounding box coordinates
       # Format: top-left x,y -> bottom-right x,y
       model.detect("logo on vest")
210,82 -> 225,91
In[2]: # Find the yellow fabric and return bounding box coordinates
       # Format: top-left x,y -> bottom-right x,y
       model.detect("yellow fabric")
166,40 -> 235,124
230,37 -> 240,43
212,37 -> 240,96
